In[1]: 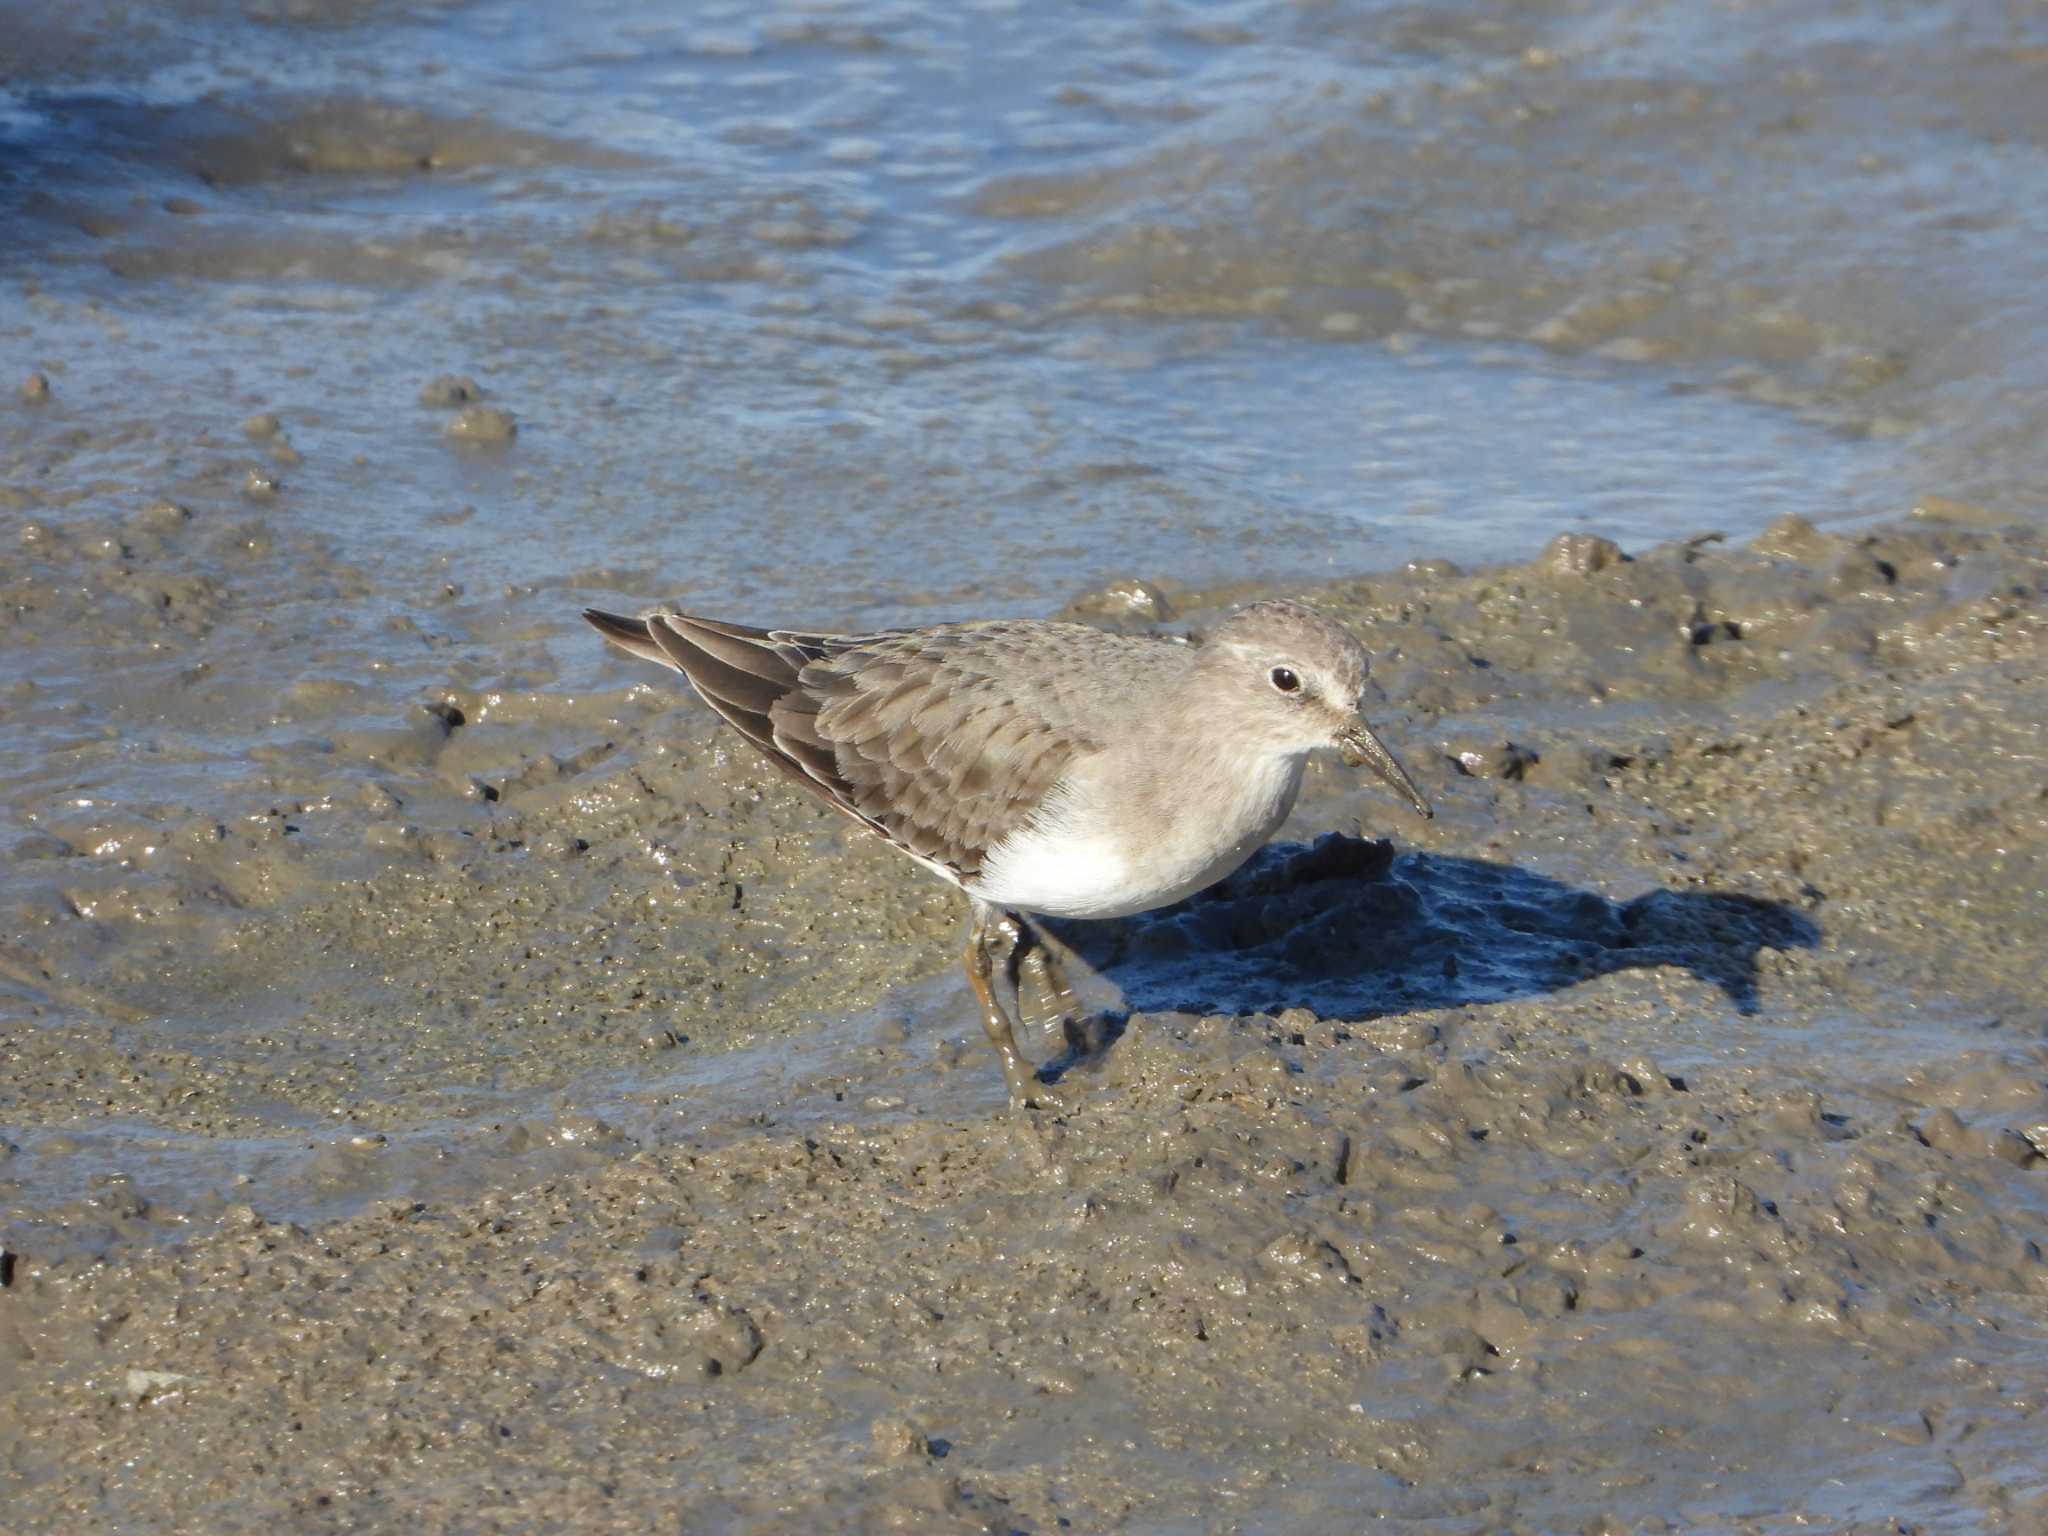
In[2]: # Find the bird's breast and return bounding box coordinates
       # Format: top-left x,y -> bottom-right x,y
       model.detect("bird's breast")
969,748 -> 1305,920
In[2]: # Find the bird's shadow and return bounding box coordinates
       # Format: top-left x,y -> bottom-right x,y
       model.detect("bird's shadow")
1035,834 -> 1820,1066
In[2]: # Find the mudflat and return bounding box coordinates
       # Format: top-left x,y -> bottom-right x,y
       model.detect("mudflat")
4,509 -> 2044,1531
6,0 -> 2048,1527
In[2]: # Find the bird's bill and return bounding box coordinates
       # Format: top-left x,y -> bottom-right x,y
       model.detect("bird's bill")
1337,718 -> 1433,819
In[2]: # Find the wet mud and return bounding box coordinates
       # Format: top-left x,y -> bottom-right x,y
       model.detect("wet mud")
6,0 -> 2048,1529
5,512 -> 2047,1532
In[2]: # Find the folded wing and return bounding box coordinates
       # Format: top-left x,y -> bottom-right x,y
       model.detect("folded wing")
584,609 -> 1089,880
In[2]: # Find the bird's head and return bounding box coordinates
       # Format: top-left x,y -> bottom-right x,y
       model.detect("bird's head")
1198,599 -> 1431,818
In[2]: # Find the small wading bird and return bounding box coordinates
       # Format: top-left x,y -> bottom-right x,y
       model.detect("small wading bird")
584,600 -> 1431,1110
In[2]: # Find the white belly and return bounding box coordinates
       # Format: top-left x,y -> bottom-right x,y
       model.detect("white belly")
969,750 -> 1305,920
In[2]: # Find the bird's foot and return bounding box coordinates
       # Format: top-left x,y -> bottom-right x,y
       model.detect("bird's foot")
1001,1059 -> 1086,1118
996,913 -> 1088,1045
969,907 -> 1096,1120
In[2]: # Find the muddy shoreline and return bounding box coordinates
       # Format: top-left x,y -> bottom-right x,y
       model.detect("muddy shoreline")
5,512 -> 2046,1531
6,0 -> 2048,1524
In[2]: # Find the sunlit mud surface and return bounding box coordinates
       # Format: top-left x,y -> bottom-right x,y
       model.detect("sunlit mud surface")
4,0 -> 2048,1531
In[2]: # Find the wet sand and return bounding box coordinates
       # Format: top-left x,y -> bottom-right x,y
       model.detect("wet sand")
5,511 -> 2046,1531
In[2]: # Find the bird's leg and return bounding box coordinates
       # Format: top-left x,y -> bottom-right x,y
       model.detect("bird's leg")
964,905 -> 1078,1114
1007,915 -> 1085,1055
963,911 -> 1038,1108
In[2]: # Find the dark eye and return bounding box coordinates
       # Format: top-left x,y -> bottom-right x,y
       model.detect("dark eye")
1269,666 -> 1301,694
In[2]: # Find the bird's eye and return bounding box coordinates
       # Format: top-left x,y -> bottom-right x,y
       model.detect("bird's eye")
1269,666 -> 1301,694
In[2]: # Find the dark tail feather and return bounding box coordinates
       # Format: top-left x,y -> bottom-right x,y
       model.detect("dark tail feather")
583,608 -> 674,670
645,615 -> 798,721
584,606 -> 833,796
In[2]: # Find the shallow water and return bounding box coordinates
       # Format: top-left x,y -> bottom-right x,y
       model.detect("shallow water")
10,0 -> 2032,845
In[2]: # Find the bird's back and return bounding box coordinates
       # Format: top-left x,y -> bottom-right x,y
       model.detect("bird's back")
584,609 -> 1193,885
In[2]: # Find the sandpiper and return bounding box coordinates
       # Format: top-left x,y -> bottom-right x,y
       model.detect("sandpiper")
584,599 -> 1431,1109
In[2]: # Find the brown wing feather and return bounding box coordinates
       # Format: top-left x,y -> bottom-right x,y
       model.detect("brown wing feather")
794,627 -> 1089,878
583,609 -> 1097,880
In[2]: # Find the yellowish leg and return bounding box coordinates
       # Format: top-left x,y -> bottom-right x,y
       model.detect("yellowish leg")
1013,923 -> 1080,1043
962,923 -> 1037,1107
964,906 -> 1083,1115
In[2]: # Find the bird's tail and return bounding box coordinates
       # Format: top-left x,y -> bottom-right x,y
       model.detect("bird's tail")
582,607 -> 829,787
582,608 -> 671,669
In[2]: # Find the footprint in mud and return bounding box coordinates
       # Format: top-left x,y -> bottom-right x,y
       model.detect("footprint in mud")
1045,831 -> 1820,1035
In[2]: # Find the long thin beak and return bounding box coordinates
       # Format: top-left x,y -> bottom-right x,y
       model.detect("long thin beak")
1337,718 -> 1433,819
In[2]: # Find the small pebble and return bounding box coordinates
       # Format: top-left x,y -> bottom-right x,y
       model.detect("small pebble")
419,374 -> 484,407
870,1417 -> 928,1459
1442,734 -> 1541,781
20,372 -> 51,403
134,500 -> 192,533
1539,532 -> 1623,576
124,1370 -> 190,1400
1067,576 -> 1173,624
445,406 -> 517,442
242,412 -> 282,439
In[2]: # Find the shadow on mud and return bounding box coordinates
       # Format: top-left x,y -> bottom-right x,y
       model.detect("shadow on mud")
1046,833 -> 1821,1028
